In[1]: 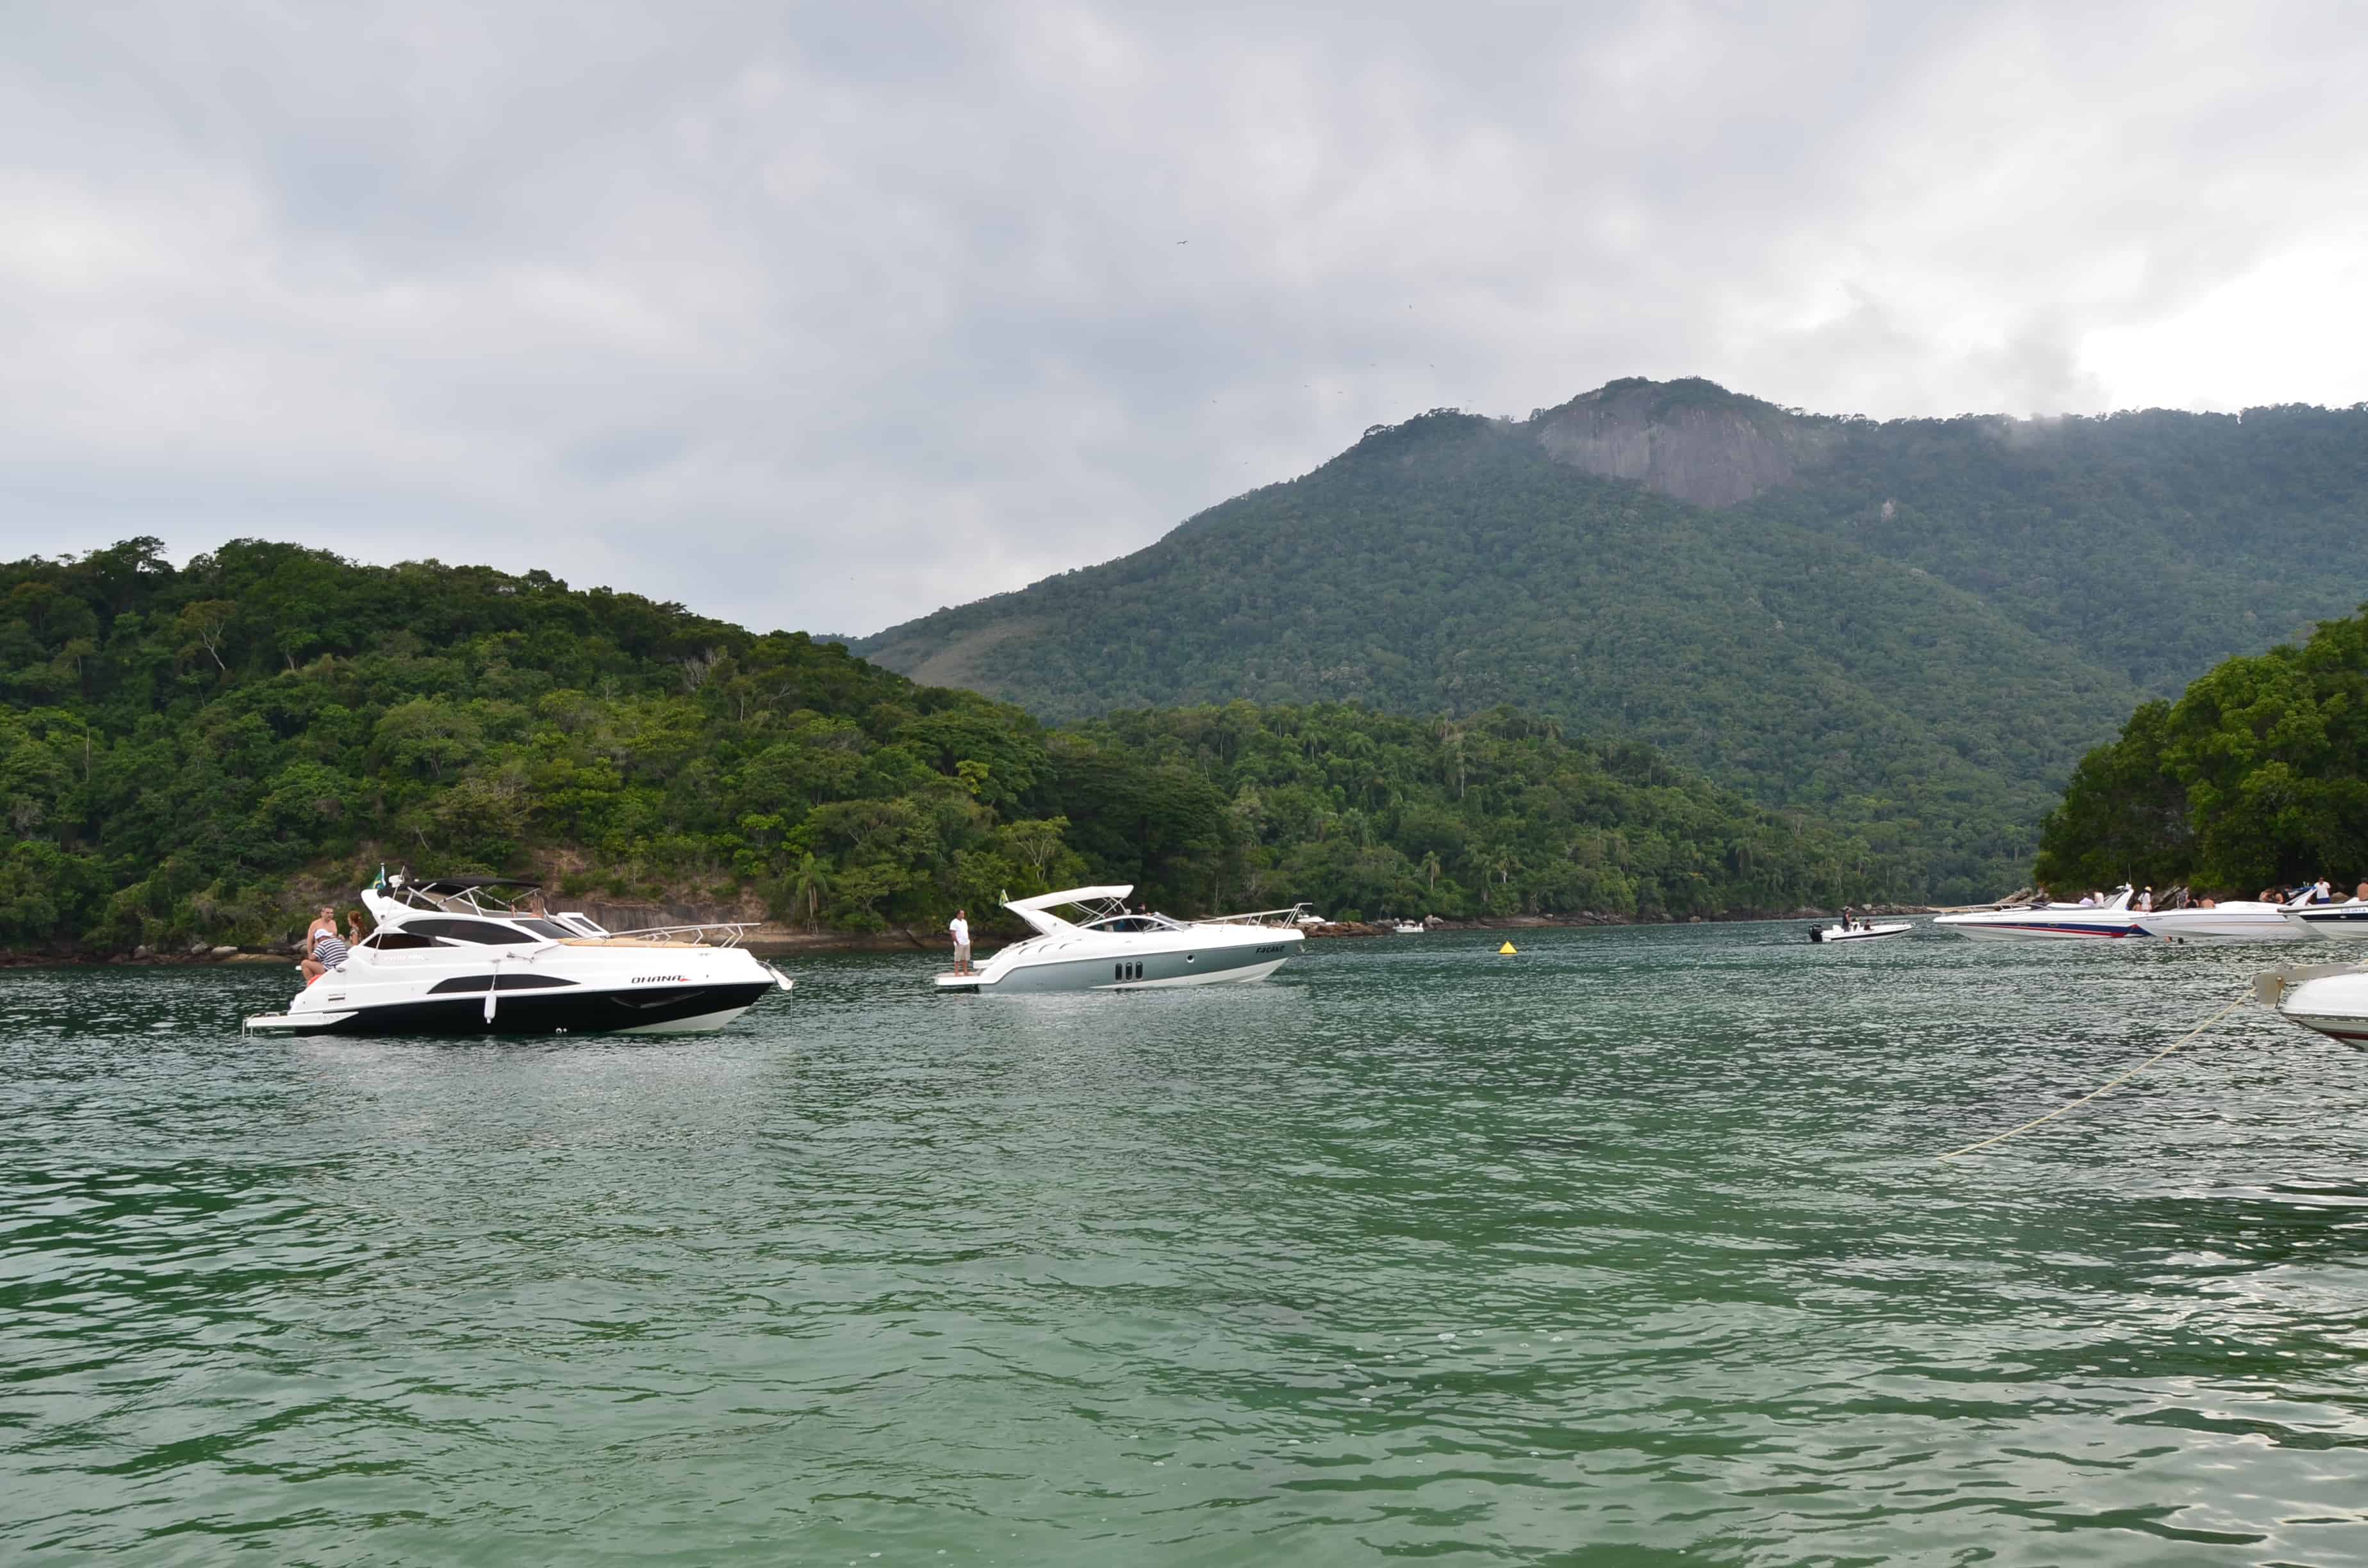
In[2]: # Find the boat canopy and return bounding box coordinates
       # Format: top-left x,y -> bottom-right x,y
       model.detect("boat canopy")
1002,885 -> 1136,935
407,875 -> 543,896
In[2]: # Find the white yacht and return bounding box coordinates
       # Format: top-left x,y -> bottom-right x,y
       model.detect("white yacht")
1389,919 -> 1427,935
935,885 -> 1303,993
243,874 -> 792,1036
1932,885 -> 2150,942
2139,889 -> 2323,943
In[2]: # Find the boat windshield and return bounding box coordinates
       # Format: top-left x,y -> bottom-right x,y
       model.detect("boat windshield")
1080,913 -> 1186,933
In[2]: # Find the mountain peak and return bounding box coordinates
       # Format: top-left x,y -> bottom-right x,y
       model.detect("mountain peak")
1532,377 -> 1836,508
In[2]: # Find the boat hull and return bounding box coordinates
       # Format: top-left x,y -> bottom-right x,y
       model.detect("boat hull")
2138,908 -> 2319,943
1934,915 -> 2146,940
2287,906 -> 2368,940
939,944 -> 1292,993
2274,977 -> 2368,1048
247,979 -> 776,1036
1809,922 -> 1911,943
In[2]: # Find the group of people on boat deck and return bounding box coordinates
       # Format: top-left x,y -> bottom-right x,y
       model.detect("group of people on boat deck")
2069,888 -> 2152,909
2253,878 -> 2364,905
300,905 -> 370,983
2048,878 -> 2368,912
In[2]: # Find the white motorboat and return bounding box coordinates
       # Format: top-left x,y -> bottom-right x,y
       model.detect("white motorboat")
2282,893 -> 2368,940
243,874 -> 792,1036
1808,919 -> 1911,943
2139,889 -> 2321,943
1389,919 -> 1427,935
935,885 -> 1303,993
2253,960 -> 2368,1049
1932,885 -> 2150,942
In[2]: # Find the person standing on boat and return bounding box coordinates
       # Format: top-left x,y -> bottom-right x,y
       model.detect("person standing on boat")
950,908 -> 972,976
2136,886 -> 2153,912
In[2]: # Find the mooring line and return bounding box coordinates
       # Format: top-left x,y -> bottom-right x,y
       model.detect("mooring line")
1936,990 -> 2252,1161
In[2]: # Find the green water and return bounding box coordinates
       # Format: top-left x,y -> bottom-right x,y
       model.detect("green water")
4,924 -> 2365,1564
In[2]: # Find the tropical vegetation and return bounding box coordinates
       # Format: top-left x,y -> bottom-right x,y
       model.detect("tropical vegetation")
2035,605 -> 2368,896
0,539 -> 1880,954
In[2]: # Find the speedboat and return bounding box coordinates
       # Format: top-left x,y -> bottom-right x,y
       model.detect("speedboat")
1808,919 -> 1911,943
2139,889 -> 2322,943
243,873 -> 792,1036
2254,961 -> 2368,1049
1390,919 -> 1427,935
935,885 -> 1303,993
1932,885 -> 2149,942
2282,894 -> 2368,940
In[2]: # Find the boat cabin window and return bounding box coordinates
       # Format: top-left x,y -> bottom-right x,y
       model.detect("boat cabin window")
512,918 -> 576,940
404,917 -> 538,946
358,931 -> 439,951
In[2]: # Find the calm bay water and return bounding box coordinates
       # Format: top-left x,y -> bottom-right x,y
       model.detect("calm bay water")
4,924 -> 2366,1564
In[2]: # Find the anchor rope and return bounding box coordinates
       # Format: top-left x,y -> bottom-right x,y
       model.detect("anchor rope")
1936,989 -> 2252,1161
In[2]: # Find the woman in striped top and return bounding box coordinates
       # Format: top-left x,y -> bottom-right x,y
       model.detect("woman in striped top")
301,905 -> 348,983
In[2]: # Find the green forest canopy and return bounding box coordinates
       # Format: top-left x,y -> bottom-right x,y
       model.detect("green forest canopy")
0,539 -> 1884,952
2035,604 -> 2368,897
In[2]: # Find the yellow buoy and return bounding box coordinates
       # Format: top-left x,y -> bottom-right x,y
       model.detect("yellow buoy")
1499,940 -> 1517,954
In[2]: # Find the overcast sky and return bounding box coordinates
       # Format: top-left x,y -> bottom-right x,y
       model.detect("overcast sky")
5,2 -> 2364,637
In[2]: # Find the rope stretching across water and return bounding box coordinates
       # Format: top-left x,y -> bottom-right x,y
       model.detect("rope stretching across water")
1936,990 -> 2252,1161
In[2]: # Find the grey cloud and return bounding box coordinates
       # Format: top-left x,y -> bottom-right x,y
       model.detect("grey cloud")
3,1 -> 2364,635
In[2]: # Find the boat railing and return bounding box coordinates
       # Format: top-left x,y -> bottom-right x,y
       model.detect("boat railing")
1200,902 -> 1317,929
579,922 -> 755,948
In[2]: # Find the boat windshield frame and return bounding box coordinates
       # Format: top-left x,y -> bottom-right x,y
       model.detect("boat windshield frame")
382,874 -> 547,917
1078,911 -> 1188,934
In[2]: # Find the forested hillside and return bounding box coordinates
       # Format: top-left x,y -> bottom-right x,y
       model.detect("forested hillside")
0,540 -> 1876,953
859,381 -> 2368,898
2034,606 -> 2368,895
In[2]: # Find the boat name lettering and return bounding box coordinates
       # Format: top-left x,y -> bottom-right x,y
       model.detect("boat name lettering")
1254,945 -> 1285,954
634,974 -> 690,984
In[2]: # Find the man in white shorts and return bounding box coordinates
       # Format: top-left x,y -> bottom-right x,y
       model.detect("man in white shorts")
950,908 -> 971,975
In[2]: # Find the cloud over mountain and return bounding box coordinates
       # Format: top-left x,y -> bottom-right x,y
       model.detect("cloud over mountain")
4,1 -> 2364,634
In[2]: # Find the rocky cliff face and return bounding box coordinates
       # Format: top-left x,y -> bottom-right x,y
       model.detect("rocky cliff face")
1533,377 -> 1838,507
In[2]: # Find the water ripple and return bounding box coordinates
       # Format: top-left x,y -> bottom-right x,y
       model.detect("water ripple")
3,931 -> 2367,1562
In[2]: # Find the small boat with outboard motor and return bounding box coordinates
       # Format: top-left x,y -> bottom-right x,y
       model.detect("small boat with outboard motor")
935,885 -> 1304,993
2138,887 -> 2323,944
243,872 -> 793,1036
1932,884 -> 2149,942
1808,915 -> 1911,943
